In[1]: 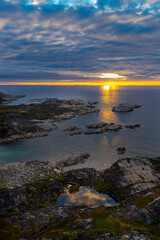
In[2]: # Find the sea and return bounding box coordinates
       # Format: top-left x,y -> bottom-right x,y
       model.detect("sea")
0,85 -> 160,170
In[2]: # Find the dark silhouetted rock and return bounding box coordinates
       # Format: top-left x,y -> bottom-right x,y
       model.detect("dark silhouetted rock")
125,124 -> 141,129
116,146 -> 126,154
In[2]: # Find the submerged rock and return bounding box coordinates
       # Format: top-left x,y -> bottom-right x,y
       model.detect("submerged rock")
125,124 -> 141,129
112,103 -> 141,112
116,146 -> 126,154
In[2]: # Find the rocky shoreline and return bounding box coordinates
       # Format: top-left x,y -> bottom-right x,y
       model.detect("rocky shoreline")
0,156 -> 160,239
1,93 -> 159,239
0,92 -> 25,105
0,92 -> 142,143
0,153 -> 90,188
0,93 -> 99,143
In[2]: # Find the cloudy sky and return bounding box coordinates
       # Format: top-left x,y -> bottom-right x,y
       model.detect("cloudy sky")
1,0 -> 160,84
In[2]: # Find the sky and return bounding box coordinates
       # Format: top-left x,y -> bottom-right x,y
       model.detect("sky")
1,0 -> 160,85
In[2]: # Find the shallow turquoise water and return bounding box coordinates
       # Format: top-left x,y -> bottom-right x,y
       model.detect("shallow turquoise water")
0,85 -> 160,170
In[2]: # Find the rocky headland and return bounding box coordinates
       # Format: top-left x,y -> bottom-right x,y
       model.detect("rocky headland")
0,92 -> 25,105
0,155 -> 160,239
0,93 -> 99,143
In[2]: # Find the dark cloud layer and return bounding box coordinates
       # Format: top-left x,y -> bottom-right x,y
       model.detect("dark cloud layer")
0,0 -> 160,83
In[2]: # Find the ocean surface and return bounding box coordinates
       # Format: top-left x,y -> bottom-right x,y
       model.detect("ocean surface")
0,85 -> 160,170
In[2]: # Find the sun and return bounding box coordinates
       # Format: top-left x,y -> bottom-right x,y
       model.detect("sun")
103,85 -> 110,91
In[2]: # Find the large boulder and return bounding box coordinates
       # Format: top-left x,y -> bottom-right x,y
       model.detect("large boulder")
103,157 -> 160,201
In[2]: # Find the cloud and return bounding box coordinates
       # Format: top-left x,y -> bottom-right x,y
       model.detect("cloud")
0,0 -> 160,82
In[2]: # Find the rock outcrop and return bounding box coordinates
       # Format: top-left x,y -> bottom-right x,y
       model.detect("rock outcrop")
0,97 -> 99,143
104,157 -> 160,201
125,124 -> 141,129
63,125 -> 79,132
0,92 -> 25,105
112,103 -> 141,112
116,146 -> 126,154
50,153 -> 90,168
147,196 -> 160,222
84,123 -> 122,135
0,156 -> 160,239
0,153 -> 90,188
85,122 -> 107,129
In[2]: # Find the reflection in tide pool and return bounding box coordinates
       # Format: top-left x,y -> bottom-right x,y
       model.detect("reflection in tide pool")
57,186 -> 118,207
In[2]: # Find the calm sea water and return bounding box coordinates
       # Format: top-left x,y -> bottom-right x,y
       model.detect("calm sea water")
0,85 -> 160,170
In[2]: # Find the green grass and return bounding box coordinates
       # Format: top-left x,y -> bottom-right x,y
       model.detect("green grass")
0,177 -> 6,190
1,205 -> 160,239
134,188 -> 160,208
94,179 -> 108,194
56,174 -> 69,183
69,184 -> 80,193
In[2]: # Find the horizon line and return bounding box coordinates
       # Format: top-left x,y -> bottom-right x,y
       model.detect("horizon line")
1,81 -> 160,86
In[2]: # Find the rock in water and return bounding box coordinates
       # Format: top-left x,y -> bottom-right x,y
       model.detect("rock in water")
85,122 -> 107,129
112,103 -> 141,112
116,146 -> 126,154
125,124 -> 141,129
63,125 -> 78,132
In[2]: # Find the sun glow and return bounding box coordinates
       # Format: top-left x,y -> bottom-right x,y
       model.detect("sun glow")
32,0 -> 39,5
99,73 -> 125,79
103,85 -> 110,91
1,81 -> 160,86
